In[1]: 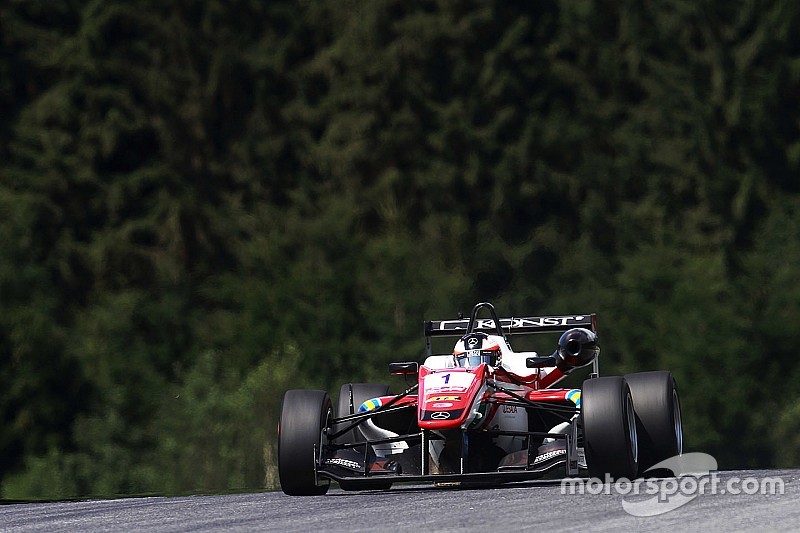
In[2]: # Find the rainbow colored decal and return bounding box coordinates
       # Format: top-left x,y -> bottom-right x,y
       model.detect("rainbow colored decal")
566,389 -> 581,407
358,398 -> 383,413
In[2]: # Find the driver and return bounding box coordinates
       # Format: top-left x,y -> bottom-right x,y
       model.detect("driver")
452,332 -> 502,368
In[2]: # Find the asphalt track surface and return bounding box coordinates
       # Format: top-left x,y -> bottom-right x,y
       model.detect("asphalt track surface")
2,469 -> 798,532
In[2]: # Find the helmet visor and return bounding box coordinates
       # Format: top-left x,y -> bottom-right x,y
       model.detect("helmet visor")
456,349 -> 497,368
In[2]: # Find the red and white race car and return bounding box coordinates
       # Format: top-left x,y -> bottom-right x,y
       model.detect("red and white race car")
278,302 -> 683,495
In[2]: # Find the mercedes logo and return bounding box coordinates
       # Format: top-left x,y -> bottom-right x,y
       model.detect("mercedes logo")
431,411 -> 451,420
467,337 -> 479,348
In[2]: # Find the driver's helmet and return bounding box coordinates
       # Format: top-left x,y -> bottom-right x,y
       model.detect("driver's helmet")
453,332 -> 501,368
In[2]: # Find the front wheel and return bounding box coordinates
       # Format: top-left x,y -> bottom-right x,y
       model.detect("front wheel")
625,371 -> 682,476
278,389 -> 332,496
581,376 -> 639,480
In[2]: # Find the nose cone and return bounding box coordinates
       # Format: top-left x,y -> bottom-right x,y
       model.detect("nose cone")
417,365 -> 486,430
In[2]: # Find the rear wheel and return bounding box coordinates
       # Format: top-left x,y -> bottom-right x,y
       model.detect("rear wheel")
335,383 -> 391,442
581,376 -> 639,480
278,389 -> 332,496
335,383 -> 392,491
624,371 -> 682,476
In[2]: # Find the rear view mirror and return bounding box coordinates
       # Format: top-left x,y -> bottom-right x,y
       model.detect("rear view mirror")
389,361 -> 419,375
526,356 -> 557,368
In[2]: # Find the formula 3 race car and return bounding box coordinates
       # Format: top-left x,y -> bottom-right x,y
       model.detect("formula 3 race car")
278,302 -> 683,495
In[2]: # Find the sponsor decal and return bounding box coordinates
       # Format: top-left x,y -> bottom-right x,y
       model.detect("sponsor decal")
326,458 -> 363,471
436,316 -> 589,331
534,448 -> 566,464
431,402 -> 454,409
467,336 -> 480,348
421,408 -> 463,421
426,395 -> 462,402
501,404 -> 518,414
428,386 -> 468,393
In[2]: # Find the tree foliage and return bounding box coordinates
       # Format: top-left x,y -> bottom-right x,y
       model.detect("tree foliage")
2,0 -> 800,498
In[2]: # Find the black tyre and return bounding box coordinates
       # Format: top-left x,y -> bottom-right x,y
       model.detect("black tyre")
335,383 -> 392,491
581,376 -> 639,480
624,371 -> 682,476
278,389 -> 332,496
334,383 -> 391,443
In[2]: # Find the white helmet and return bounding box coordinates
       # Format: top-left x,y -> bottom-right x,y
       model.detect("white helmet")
453,332 -> 501,368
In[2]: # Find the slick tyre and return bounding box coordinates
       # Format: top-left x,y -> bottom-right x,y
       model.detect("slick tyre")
334,383 -> 391,443
624,371 -> 683,476
581,376 -> 639,480
335,383 -> 392,491
278,389 -> 332,496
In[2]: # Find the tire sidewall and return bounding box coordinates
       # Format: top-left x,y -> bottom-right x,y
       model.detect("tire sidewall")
278,389 -> 332,495
581,376 -> 639,480
624,371 -> 682,475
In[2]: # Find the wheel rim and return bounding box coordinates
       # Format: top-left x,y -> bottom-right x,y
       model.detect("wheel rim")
626,391 -> 638,466
673,388 -> 683,455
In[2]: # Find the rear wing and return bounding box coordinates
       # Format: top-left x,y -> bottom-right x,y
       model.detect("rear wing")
423,313 -> 597,355
425,314 -> 596,337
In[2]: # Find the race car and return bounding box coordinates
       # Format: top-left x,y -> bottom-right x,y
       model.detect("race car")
278,302 -> 683,495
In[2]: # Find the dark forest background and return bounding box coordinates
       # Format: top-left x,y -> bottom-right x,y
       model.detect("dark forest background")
2,0 -> 800,499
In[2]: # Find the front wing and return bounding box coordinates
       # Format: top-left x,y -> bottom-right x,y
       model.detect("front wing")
316,421 -> 582,488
